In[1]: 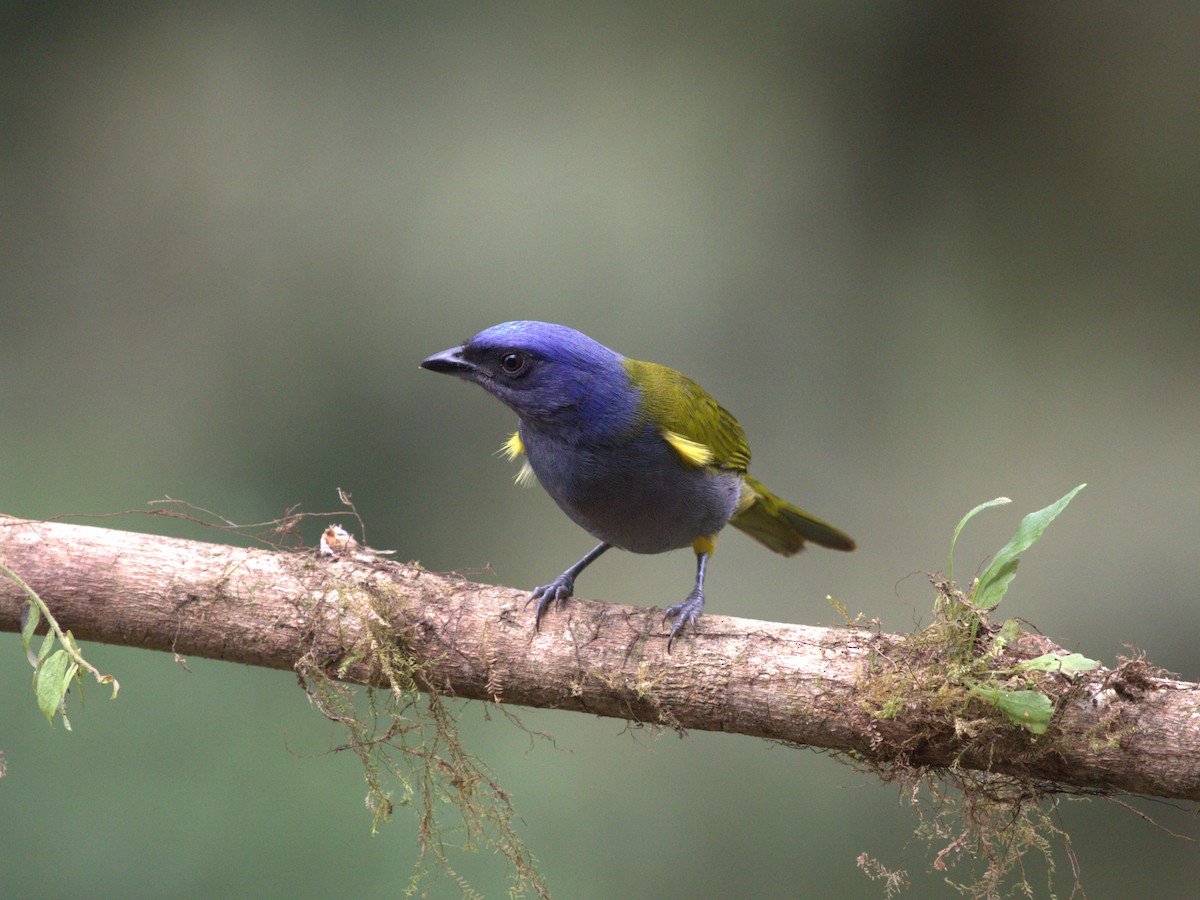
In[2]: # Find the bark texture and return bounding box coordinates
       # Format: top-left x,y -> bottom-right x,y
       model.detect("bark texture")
1,517 -> 1197,801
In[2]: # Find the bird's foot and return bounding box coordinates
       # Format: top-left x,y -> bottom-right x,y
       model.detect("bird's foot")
528,574 -> 575,630
663,589 -> 705,651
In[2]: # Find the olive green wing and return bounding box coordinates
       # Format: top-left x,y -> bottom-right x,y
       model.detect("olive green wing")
623,358 -> 751,471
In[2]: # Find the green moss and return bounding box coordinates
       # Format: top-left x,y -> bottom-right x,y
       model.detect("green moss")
294,571 -> 548,899
851,574 -> 1088,897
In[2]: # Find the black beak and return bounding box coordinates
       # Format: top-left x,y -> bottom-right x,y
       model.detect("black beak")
419,346 -> 476,378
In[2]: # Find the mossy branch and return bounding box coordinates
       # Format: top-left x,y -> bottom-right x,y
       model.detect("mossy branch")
2,516 -> 1198,803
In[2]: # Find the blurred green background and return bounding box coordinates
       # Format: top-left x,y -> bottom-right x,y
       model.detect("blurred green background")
3,3 -> 1198,897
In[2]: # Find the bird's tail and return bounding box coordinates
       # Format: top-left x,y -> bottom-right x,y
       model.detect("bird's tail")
730,475 -> 856,557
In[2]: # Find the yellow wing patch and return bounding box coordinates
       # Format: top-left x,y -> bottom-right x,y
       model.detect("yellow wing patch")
498,431 -> 537,487
663,429 -> 715,468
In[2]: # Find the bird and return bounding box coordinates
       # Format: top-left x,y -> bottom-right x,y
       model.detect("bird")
420,321 -> 855,647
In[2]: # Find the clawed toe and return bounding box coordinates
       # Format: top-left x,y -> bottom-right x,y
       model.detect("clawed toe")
529,575 -> 575,629
663,590 -> 705,651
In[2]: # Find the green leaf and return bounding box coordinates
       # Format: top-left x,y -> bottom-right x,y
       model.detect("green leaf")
20,600 -> 41,665
35,649 -> 76,726
997,619 -> 1022,645
974,484 -> 1086,609
63,629 -> 82,657
949,496 -> 1011,583
975,558 -> 1019,611
1017,653 -> 1100,674
970,684 -> 1056,734
990,690 -> 1054,734
37,631 -> 56,663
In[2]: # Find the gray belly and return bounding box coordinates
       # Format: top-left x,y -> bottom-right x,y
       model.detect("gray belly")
522,426 -> 742,554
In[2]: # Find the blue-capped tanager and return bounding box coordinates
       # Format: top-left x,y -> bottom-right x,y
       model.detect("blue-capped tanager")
420,321 -> 855,646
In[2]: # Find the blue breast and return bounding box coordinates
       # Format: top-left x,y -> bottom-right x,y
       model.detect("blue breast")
520,420 -> 742,554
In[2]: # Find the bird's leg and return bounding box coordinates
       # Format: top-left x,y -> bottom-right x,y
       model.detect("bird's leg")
664,548 -> 710,650
530,542 -> 610,629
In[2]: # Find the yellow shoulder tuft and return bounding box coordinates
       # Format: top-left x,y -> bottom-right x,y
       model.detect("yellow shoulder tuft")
663,429 -> 715,467
500,431 -> 524,460
499,431 -> 536,486
513,460 -> 537,488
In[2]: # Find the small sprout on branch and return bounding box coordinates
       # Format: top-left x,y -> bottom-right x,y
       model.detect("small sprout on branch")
6,559 -> 119,729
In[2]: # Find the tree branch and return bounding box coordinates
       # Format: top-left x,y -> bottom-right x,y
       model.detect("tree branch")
2,517 -> 1197,801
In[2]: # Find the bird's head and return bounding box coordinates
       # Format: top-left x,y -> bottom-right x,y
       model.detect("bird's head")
420,321 -> 639,436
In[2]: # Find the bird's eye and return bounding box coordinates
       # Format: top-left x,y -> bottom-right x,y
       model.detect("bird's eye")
500,351 -> 528,375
